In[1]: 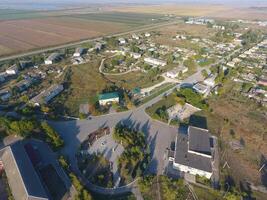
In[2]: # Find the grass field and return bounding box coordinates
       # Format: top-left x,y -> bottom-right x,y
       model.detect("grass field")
54,56 -> 164,116
193,80 -> 267,187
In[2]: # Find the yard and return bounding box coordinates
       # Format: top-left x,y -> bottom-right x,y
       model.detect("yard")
53,56 -> 165,116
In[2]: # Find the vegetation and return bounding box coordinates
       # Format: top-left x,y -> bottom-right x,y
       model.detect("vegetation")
177,88 -> 208,109
69,173 -> 93,200
138,175 -> 192,200
113,123 -> 150,184
241,29 -> 262,46
40,122 -> 64,149
0,117 -> 37,139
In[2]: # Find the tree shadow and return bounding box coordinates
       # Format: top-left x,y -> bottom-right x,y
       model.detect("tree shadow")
260,154 -> 267,187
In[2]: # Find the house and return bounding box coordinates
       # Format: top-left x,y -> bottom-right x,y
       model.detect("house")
145,32 -> 151,37
19,61 -> 32,69
193,83 -> 209,94
15,79 -> 33,92
6,64 -> 19,75
0,72 -> 6,82
0,90 -> 11,101
170,126 -> 213,179
166,66 -> 188,79
204,74 -> 216,87
30,84 -> 64,106
73,47 -> 86,57
130,52 -> 141,59
0,139 -> 72,200
98,92 -> 119,106
144,57 -> 167,67
258,78 -> 267,86
44,53 -> 61,65
118,38 -> 126,45
132,34 -> 140,40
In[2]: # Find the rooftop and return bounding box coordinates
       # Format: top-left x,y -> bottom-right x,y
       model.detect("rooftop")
99,92 -> 119,100
188,126 -> 212,156
174,126 -> 212,173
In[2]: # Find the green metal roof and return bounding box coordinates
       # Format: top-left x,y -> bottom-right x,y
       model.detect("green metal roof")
99,92 -> 119,100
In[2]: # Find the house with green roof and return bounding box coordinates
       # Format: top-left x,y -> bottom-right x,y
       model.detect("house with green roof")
98,92 -> 120,106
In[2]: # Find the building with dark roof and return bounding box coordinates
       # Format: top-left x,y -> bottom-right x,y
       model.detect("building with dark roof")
0,139 -> 72,200
0,142 -> 48,200
171,126 -> 213,179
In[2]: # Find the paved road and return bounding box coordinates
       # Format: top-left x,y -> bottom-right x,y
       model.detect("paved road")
0,20 -> 180,63
48,67 -> 206,195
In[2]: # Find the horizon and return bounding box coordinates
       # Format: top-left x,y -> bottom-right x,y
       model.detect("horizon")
0,0 -> 267,10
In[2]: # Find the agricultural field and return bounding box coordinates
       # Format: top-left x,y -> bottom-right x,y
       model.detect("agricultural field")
0,10 -> 165,57
107,4 -> 267,20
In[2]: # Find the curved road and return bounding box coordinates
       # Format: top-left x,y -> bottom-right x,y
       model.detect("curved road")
49,67 -> 206,195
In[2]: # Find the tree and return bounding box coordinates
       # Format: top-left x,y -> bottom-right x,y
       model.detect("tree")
41,122 -> 64,149
9,120 -> 35,137
201,69 -> 209,78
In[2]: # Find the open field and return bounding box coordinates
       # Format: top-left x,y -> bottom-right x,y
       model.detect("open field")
54,56 -> 164,116
107,4 -> 230,17
193,81 -> 267,187
107,4 -> 267,20
0,11 -> 164,57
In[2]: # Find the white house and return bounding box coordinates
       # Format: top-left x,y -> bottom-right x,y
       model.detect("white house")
73,47 -> 86,57
144,57 -> 167,67
6,65 -> 18,75
193,83 -> 209,94
130,52 -> 141,59
145,32 -> 151,37
171,126 -> 213,179
118,38 -> 126,45
166,66 -> 188,79
204,74 -> 216,87
45,53 -> 61,65
98,92 -> 119,106
132,34 -> 140,40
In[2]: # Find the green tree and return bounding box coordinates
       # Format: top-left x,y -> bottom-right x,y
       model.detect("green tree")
41,122 -> 64,149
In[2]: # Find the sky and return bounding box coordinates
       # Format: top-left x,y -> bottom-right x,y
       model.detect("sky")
0,0 -> 266,10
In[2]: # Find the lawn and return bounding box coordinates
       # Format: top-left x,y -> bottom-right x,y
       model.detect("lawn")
146,92 -> 177,122
192,185 -> 221,200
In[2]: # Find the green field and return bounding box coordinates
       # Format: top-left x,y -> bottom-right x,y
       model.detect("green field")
69,12 -> 166,26
0,9 -> 47,20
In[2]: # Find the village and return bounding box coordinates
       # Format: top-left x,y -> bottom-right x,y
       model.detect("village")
0,15 -> 266,200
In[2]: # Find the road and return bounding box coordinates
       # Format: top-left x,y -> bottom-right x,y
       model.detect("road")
0,20 -> 180,63
48,67 -> 206,195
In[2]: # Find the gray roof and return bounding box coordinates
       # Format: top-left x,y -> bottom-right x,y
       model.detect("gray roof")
0,142 -> 48,200
188,126 -> 212,156
47,53 -> 61,61
174,128 -> 212,173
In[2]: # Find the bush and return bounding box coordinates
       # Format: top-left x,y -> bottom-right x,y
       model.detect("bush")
41,122 -> 64,149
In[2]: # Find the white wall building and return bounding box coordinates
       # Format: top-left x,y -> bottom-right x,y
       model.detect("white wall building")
171,126 -> 213,179
73,47 -> 86,57
193,83 -> 209,94
6,65 -> 18,75
204,74 -> 216,87
45,53 -> 61,65
130,52 -> 141,59
144,57 -> 167,67
166,66 -> 188,79
98,92 -> 120,106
